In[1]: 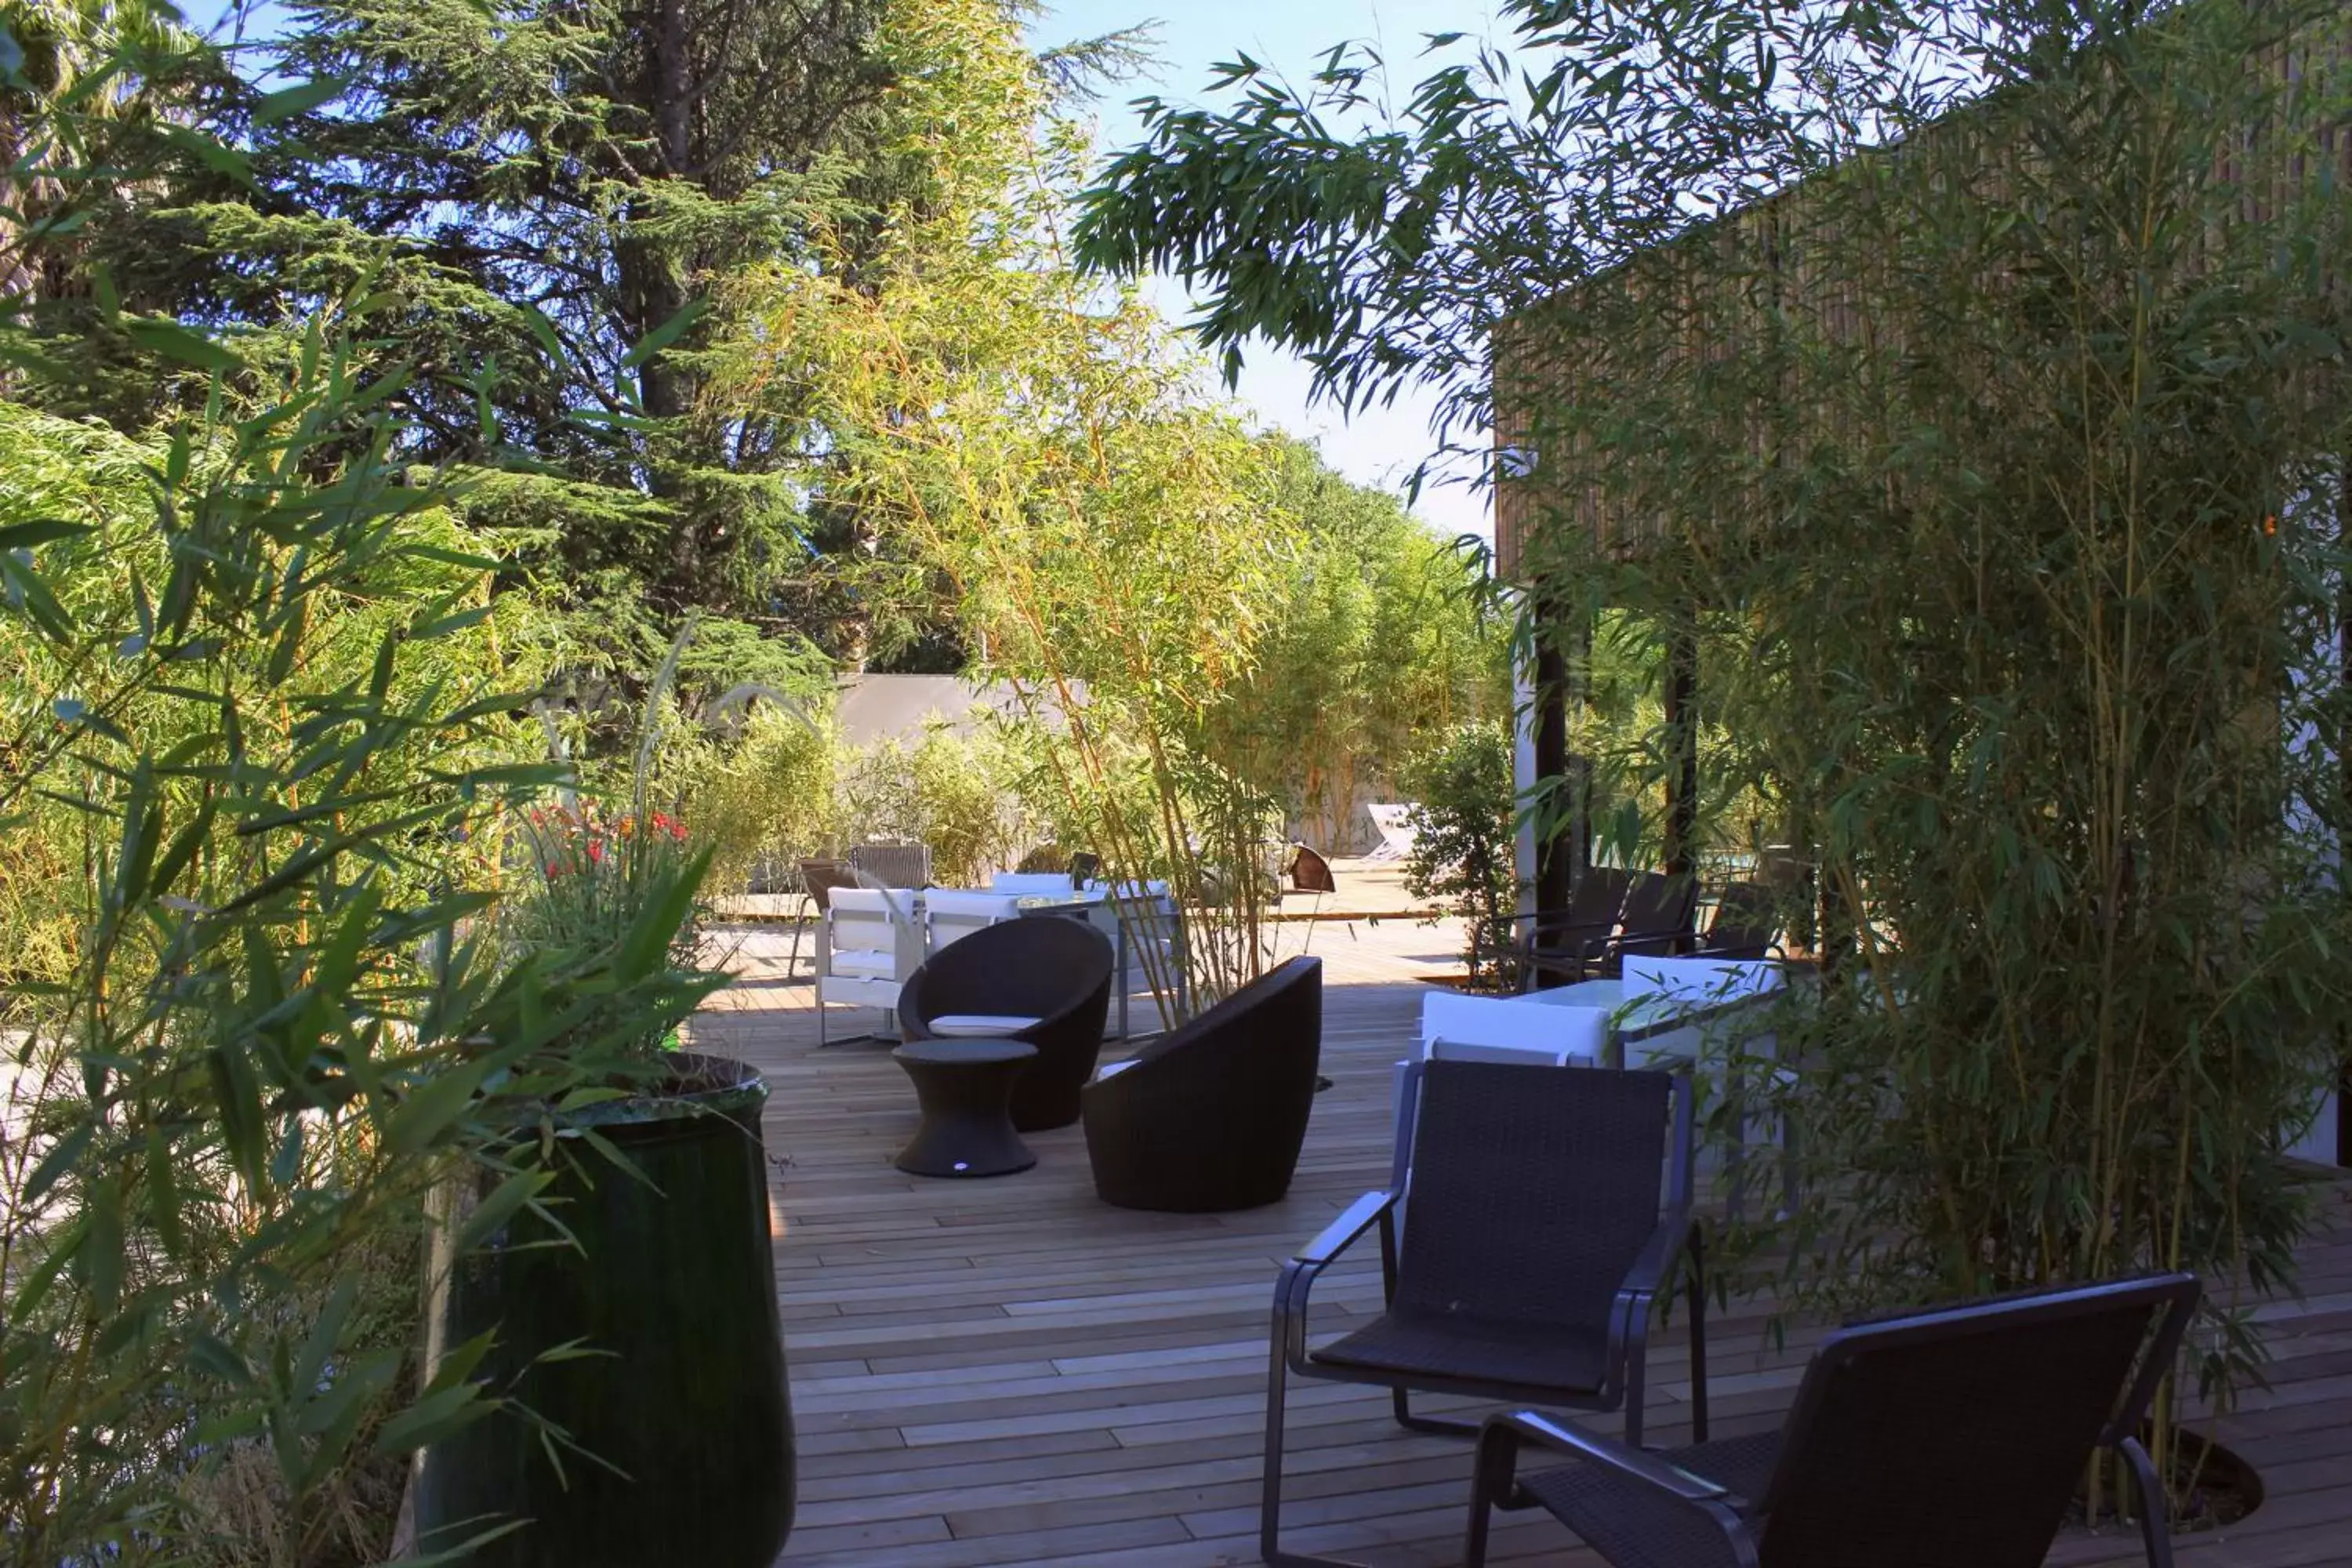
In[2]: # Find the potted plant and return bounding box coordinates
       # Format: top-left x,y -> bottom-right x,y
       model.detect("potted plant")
410,799 -> 794,1566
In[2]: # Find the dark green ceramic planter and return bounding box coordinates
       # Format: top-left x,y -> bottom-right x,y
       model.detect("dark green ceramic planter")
412,1054 -> 793,1566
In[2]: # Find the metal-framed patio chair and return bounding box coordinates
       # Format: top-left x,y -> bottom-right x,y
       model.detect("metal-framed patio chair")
1687,881 -> 1780,960
1581,872 -> 1698,980
1464,1271 -> 2201,1568
1261,1058 -> 1706,1568
1513,866 -> 1632,992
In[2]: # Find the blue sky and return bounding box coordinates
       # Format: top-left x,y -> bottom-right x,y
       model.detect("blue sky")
1032,2 -> 1512,539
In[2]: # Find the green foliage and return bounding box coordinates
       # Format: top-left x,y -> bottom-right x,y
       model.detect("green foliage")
1214,436 -> 1509,844
835,723 -> 1034,888
1519,0 -> 2352,1458
1082,0 -> 2352,1472
716,4 -> 1310,1007
1399,722 -> 1522,992
0,24 -> 721,1561
670,703 -> 842,895
0,327 -> 716,1563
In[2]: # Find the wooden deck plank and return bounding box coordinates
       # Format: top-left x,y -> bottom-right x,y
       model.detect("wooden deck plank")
691,921 -> 2352,1568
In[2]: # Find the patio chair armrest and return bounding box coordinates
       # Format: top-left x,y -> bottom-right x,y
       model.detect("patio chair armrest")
1615,1207 -> 1699,1307
1290,1189 -> 1399,1269
1509,910 -> 1614,938
1276,1189 -> 1401,1359
1479,1410 -> 1740,1507
1683,940 -> 1792,961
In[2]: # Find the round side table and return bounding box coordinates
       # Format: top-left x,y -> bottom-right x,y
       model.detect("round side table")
891,1039 -> 1039,1178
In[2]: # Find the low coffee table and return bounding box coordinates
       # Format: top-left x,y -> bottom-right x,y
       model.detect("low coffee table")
891,1039 -> 1039,1178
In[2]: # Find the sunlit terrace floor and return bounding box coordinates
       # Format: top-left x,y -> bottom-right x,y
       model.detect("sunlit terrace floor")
689,902 -> 2352,1568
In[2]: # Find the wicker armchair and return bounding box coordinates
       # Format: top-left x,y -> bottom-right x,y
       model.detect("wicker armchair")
898,916 -> 1113,1131
1080,956 -> 1323,1214
1465,1272 -> 2201,1568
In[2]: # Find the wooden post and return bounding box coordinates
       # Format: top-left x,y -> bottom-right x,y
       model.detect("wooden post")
1533,591 -> 1578,917
2339,460 -> 2351,1165
1663,612 -> 1700,947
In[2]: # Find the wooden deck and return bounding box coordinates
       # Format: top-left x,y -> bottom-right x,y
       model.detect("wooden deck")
688,920 -> 2352,1568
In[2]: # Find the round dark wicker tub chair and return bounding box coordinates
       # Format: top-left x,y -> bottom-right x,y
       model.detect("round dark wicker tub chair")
1080,956 -> 1323,1213
898,916 -> 1114,1132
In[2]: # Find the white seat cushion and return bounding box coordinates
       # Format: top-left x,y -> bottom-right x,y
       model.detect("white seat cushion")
829,948 -> 899,978
1094,1058 -> 1139,1079
928,1014 -> 1044,1037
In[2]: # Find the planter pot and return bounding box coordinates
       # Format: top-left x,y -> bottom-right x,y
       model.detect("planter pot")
412,1053 -> 793,1566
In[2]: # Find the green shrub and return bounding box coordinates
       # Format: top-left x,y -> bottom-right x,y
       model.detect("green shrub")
670,704 -> 841,895
835,723 -> 1033,886
1399,721 -> 1522,992
0,328 -> 716,1563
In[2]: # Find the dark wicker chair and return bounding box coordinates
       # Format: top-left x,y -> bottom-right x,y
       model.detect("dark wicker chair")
1080,956 -> 1323,1213
786,858 -> 858,979
1688,881 -> 1779,960
898,916 -> 1113,1132
1262,1058 -> 1704,1567
1513,866 -> 1632,991
1287,844 -> 1337,895
1581,871 -> 1697,980
1466,1272 -> 2201,1568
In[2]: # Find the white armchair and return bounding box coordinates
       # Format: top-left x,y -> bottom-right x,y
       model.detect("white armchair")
1419,990 -> 1608,1068
815,886 -> 924,1047
989,872 -> 1079,897
922,890 -> 1023,956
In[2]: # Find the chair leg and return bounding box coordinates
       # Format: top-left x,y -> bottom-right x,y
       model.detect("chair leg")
2120,1436 -> 2176,1568
1625,1322 -> 1647,1449
1391,1386 -> 1479,1436
1463,1421 -> 1520,1568
1261,1336 -> 1367,1568
1688,1230 -> 1709,1443
784,894 -> 811,978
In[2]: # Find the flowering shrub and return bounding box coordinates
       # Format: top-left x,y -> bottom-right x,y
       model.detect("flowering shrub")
503,803 -> 716,1054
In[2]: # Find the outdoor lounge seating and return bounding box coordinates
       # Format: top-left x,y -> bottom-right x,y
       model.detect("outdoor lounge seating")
1547,871 -> 1697,983
898,915 -> 1115,1131
1080,955 -> 1323,1212
921,888 -> 1022,953
989,871 -> 1079,896
1687,880 -> 1779,960
813,885 -> 924,1047
1261,1058 -> 1705,1567
1515,866 -> 1632,992
1421,988 -> 1609,1067
1464,1271 -> 2201,1568
786,856 -> 857,979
